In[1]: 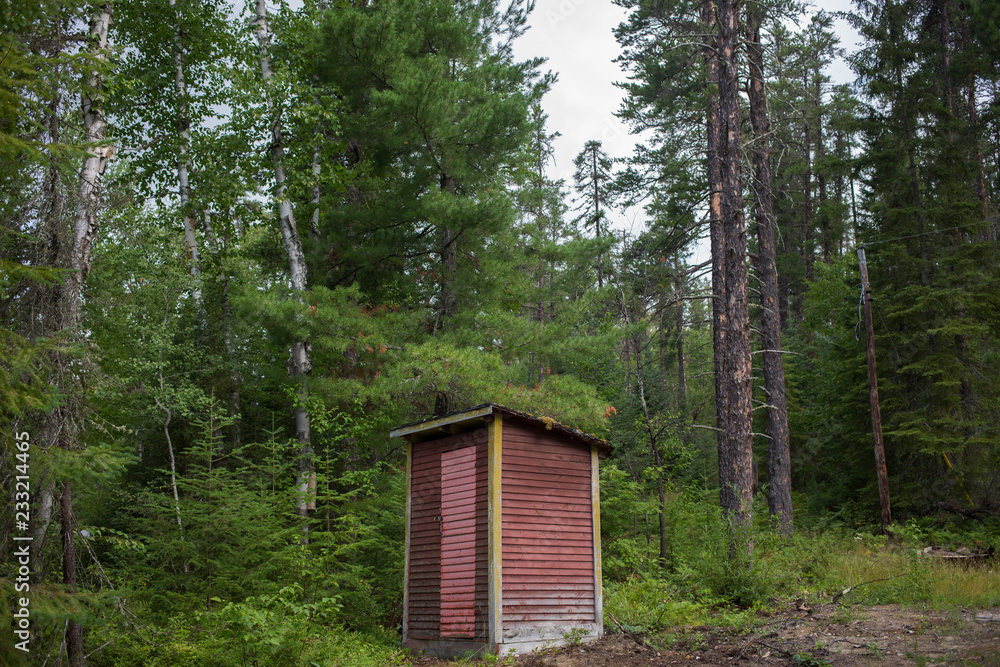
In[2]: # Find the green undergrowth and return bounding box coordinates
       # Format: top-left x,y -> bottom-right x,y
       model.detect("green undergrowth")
602,516 -> 1000,640
87,618 -> 408,667
71,507 -> 999,667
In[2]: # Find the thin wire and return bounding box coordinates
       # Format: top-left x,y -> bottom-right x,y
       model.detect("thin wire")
862,218 -> 999,246
855,283 -> 864,342
873,299 -> 902,367
865,249 -> 1000,289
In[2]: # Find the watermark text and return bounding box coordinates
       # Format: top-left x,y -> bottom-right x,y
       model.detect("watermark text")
12,430 -> 32,653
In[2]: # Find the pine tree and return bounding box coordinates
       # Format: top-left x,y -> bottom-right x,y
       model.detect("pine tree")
313,0 -> 541,329
746,1 -> 793,535
571,140 -> 615,287
846,0 -> 1000,512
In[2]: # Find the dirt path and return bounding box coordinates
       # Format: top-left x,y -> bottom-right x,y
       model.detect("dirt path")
520,604 -> 1000,666
413,604 -> 1000,666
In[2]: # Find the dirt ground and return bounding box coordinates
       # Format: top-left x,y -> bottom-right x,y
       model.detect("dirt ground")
412,604 -> 1000,666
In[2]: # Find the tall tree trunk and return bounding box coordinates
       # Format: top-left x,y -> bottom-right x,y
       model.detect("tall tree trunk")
29,481 -> 56,580
857,248 -> 892,533
254,0 -> 314,520
802,70 -> 814,290
170,0 -> 200,276
592,145 -> 603,288
311,145 -> 322,238
718,0 -> 753,544
439,173 -> 459,324
69,2 -> 112,325
62,482 -> 82,666
674,254 -> 687,421
61,10 -> 113,658
815,74 -> 830,263
633,330 -> 667,568
702,0 -> 728,504
968,77 -> 988,213
834,129 -> 845,255
939,0 -> 953,117
747,6 -> 793,535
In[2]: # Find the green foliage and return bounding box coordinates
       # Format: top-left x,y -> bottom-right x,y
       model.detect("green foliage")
208,583 -> 342,667
5,0 -> 999,662
599,463 -> 657,579
560,626 -> 591,647
603,576 -> 705,633
791,652 -> 831,667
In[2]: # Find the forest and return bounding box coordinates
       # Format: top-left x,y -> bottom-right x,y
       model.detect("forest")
1,0 -> 999,664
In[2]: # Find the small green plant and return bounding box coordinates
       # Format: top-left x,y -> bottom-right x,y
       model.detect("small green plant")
865,641 -> 885,658
208,584 -> 342,667
478,646 -> 518,666
561,626 -> 590,646
791,651 -> 831,667
604,576 -> 707,632
830,603 -> 855,625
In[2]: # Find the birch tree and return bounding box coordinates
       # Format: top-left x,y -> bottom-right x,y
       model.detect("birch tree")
253,0 -> 314,518
62,3 -> 114,663
170,0 -> 200,274
111,0 -> 234,274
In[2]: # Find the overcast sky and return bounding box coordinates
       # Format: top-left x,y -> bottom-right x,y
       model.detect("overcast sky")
511,0 -> 863,241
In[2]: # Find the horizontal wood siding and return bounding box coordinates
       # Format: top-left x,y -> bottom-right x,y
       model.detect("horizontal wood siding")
407,429 -> 488,641
500,423 -> 595,626
440,446 -> 477,637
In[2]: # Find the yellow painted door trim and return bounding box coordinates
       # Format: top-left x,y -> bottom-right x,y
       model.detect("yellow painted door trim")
487,413 -> 503,651
591,444 -> 603,635
402,441 -> 412,642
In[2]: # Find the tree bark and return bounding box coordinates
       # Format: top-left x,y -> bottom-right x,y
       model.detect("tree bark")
802,69 -> 814,291
717,0 -> 754,543
68,2 -> 113,325
702,0 -> 728,504
857,247 -> 892,534
62,482 -> 82,666
439,173 -> 459,324
29,479 -> 55,580
815,75 -> 829,263
62,9 -> 113,658
674,254 -> 687,421
311,144 -> 322,238
255,0 -> 313,520
747,6 -> 793,535
968,77 -> 988,213
169,0 -> 200,276
592,145 -> 604,288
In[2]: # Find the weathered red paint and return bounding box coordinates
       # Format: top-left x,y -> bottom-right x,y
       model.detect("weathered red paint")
499,422 -> 595,629
395,405 -> 609,657
407,429 -> 489,640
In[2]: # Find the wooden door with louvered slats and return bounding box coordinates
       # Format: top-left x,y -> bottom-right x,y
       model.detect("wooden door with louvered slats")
439,446 -> 477,638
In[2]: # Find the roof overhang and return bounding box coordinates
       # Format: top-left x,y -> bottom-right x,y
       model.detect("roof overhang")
390,403 -> 612,454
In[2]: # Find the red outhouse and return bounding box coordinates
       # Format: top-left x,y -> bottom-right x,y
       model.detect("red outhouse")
390,403 -> 610,657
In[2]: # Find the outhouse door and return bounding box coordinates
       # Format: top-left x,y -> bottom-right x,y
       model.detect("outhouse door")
439,446 -> 477,638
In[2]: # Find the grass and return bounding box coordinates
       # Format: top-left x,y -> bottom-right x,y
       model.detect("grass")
602,521 -> 999,646
824,538 -> 1000,608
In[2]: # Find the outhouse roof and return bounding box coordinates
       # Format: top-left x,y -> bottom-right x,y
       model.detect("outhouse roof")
390,403 -> 612,453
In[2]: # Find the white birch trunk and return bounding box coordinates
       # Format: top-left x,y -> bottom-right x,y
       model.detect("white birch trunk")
61,5 -> 113,662
67,2 -> 113,324
311,145 -> 321,238
170,0 -> 200,275
254,0 -> 313,519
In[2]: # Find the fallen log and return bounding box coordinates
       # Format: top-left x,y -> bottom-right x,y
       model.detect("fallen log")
920,545 -> 994,561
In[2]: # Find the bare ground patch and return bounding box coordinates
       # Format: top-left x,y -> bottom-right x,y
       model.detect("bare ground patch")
411,604 -> 1000,666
